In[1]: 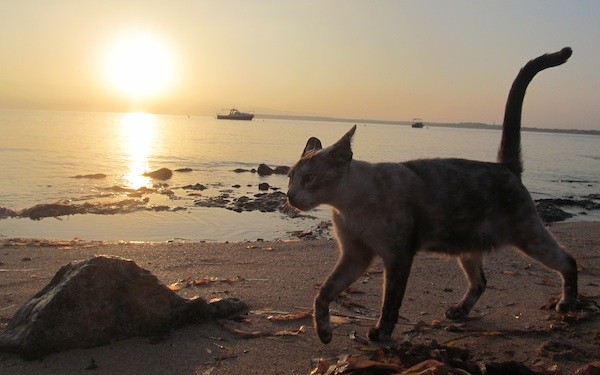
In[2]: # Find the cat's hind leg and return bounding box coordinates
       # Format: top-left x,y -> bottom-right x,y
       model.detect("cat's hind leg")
445,252 -> 486,320
515,222 -> 578,312
314,241 -> 374,344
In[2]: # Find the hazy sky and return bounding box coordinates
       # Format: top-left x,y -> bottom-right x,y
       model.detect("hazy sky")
1,1 -> 599,129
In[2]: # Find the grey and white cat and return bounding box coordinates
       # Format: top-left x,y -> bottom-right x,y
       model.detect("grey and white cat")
286,47 -> 577,344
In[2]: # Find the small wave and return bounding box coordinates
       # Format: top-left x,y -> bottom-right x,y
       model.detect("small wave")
0,147 -> 33,152
554,179 -> 597,184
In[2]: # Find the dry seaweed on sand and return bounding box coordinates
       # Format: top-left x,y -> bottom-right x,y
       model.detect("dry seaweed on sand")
218,320 -> 307,339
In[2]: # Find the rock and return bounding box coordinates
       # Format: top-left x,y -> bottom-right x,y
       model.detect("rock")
70,173 -> 107,179
535,201 -> 574,223
0,256 -> 247,359
273,166 -> 290,175
19,203 -> 86,220
257,164 -> 274,176
143,168 -> 173,180
0,206 -> 18,219
535,197 -> 600,223
257,164 -> 290,176
194,191 -> 287,213
251,192 -> 287,212
537,198 -> 600,211
258,182 -> 270,191
183,183 -> 207,191
16,199 -> 190,220
194,196 -> 231,208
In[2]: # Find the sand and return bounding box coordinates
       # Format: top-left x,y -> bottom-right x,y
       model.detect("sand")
0,221 -> 598,374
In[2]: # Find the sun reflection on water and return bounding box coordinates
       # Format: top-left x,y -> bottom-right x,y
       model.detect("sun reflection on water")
120,112 -> 156,189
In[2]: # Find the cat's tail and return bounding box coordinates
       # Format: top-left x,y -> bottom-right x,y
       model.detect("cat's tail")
497,47 -> 572,177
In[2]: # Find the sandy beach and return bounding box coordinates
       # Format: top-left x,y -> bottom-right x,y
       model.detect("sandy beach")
0,221 -> 598,374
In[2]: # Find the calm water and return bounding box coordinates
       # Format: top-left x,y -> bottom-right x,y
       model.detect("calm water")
0,110 -> 598,242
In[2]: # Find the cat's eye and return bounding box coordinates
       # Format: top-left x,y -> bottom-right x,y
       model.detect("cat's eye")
301,174 -> 316,185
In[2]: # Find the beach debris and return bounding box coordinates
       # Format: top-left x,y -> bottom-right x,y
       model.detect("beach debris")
0,255 -> 248,359
168,276 -> 245,291
175,168 -> 193,173
143,167 -> 173,180
266,311 -> 312,321
575,361 -> 600,375
246,244 -> 275,251
308,340 -> 546,375
304,303 -> 600,375
218,321 -> 306,339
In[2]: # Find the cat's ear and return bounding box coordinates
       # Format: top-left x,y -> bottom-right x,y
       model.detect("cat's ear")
327,125 -> 356,163
302,137 -> 322,157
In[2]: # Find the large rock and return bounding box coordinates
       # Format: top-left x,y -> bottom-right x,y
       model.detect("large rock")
257,164 -> 290,176
0,256 -> 247,359
143,168 -> 173,180
257,163 -> 274,176
19,203 -> 87,220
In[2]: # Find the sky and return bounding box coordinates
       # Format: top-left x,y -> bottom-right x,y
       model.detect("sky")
0,1 -> 599,130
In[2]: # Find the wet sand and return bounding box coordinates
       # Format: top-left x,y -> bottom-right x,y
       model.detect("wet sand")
0,221 -> 598,374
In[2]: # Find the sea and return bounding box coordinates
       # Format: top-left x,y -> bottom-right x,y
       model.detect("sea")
0,109 -> 598,242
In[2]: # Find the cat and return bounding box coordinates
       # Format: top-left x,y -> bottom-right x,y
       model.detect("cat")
286,47 -> 577,344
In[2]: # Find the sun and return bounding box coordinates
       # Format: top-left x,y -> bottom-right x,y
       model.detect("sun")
105,32 -> 175,100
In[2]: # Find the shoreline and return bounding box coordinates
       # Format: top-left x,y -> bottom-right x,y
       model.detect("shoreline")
1,194 -> 597,243
1,221 -> 598,374
256,114 -> 600,136
1,164 -> 598,243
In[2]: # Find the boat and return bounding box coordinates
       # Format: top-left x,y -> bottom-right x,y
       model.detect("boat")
411,118 -> 424,128
217,108 -> 254,121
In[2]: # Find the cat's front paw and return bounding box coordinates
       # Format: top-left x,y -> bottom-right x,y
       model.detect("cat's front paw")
315,321 -> 332,344
367,327 -> 392,343
445,306 -> 469,320
314,295 -> 333,343
556,297 -> 577,313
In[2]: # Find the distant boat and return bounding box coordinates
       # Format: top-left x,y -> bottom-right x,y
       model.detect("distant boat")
411,118 -> 424,128
217,108 -> 254,121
